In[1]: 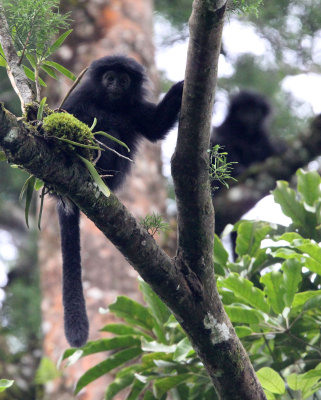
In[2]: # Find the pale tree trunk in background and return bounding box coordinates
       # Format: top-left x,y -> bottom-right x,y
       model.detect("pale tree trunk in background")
39,1 -> 168,398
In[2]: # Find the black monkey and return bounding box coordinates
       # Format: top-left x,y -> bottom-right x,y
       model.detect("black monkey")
59,55 -> 183,347
211,90 -> 277,177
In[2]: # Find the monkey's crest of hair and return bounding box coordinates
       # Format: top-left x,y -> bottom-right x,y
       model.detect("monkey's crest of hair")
42,113 -> 96,160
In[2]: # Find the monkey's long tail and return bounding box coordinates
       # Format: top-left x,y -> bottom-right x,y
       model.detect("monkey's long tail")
57,200 -> 89,347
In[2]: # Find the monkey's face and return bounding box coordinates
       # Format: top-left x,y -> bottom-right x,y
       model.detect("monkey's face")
102,70 -> 131,101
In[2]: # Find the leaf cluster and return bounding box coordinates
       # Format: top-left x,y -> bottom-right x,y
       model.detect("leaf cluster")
208,144 -> 237,190
61,169 -> 321,399
140,213 -> 170,237
2,0 -> 69,58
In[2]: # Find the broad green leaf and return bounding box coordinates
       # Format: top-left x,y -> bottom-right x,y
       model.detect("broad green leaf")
37,97 -> 47,121
43,60 -> 76,81
273,181 -> 310,227
23,65 -> 47,87
218,273 -> 269,313
302,294 -> 321,311
173,338 -> 194,362
234,326 -> 253,338
101,324 -> 153,341
224,305 -> 263,324
105,365 -> 143,400
75,347 -> 142,394
0,380 -> 14,392
26,53 -> 37,69
64,336 -> 140,359
47,29 -> 73,55
260,271 -> 285,314
41,64 -> 58,79
256,367 -> 285,395
0,151 -> 6,161
35,357 -> 61,384
77,155 -> 110,198
143,391 -> 157,400
139,280 -> 170,327
94,130 -> 130,152
235,221 -> 271,257
295,242 -> 321,274
109,296 -> 154,330
287,368 -> 321,399
141,353 -> 173,369
264,390 -> 276,400
292,290 -> 321,308
282,259 -> 302,307
297,169 -> 321,206
153,374 -> 192,398
213,234 -> 228,266
127,379 -> 147,400
141,339 -> 177,354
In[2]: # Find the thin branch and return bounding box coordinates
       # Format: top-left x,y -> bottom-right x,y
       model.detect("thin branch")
58,67 -> 88,111
0,4 -> 34,108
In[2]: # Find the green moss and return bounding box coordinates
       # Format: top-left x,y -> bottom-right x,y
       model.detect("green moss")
42,113 -> 96,160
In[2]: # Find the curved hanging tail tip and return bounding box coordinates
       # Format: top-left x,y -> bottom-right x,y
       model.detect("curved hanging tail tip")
64,310 -> 89,348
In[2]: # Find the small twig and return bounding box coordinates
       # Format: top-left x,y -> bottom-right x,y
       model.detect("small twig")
58,66 -> 88,111
95,139 -> 133,162
17,28 -> 32,66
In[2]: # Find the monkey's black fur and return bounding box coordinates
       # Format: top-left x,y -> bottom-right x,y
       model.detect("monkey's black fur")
58,55 -> 183,347
211,90 -> 276,177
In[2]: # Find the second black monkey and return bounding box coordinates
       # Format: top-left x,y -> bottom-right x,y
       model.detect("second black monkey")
59,55 -> 183,347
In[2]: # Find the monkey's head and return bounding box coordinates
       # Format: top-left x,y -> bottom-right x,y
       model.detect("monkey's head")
228,90 -> 271,128
87,55 -> 146,106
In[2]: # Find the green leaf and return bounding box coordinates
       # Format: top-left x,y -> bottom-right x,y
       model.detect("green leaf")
127,379 -> 147,400
224,305 -> 264,324
38,185 -> 45,230
273,180 -> 312,228
77,155 -> 110,198
0,151 -> 6,161
292,290 -> 321,308
35,357 -> 61,384
43,60 -> 76,81
90,118 -> 97,131
297,169 -> 321,206
105,366 -> 141,400
64,337 -> 141,359
101,324 -> 153,341
23,65 -> 47,87
37,97 -> 47,121
0,379 -> 14,392
235,221 -> 271,257
34,178 -> 44,191
214,234 -> 228,266
41,64 -> 58,79
19,175 -> 36,228
47,29 -> 73,56
26,53 -> 37,69
153,374 -> 192,398
109,296 -> 154,331
139,280 -> 170,327
141,339 -> 177,354
75,347 -> 142,394
143,391 -> 157,400
281,259 -> 302,307
234,326 -> 253,338
0,43 -> 7,67
55,137 -> 101,150
94,131 -> 130,152
218,273 -> 269,313
287,367 -> 321,398
256,367 -> 285,395
260,271 -> 285,314
173,338 -> 194,362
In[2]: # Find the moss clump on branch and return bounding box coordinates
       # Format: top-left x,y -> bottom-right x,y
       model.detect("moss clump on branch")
42,113 -> 96,160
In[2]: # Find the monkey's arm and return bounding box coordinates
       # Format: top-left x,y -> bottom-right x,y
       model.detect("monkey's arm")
134,81 -> 184,141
